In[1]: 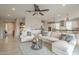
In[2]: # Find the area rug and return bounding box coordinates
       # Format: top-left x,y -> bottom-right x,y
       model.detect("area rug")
19,42 -> 55,55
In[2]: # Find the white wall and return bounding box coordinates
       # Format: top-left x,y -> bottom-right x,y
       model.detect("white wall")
25,16 -> 42,30
15,18 -> 20,39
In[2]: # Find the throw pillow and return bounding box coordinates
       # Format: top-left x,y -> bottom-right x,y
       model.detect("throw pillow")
65,35 -> 73,42
59,34 -> 73,42
59,34 -> 66,40
27,31 -> 31,36
42,31 -> 48,36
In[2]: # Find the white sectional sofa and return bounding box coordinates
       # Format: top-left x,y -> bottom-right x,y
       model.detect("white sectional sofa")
39,31 -> 60,42
52,34 -> 77,55
20,31 -> 34,42
20,29 -> 41,42
20,29 -> 77,55
39,31 -> 77,55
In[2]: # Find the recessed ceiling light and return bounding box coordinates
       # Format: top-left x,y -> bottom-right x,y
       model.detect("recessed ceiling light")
12,8 -> 15,11
8,14 -> 10,16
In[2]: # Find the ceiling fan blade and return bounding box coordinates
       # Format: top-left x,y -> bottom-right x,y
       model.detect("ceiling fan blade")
33,13 -> 36,16
40,9 -> 49,12
39,12 -> 44,16
25,10 -> 35,12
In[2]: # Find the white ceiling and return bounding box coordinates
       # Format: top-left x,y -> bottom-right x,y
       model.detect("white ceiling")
0,4 -> 79,21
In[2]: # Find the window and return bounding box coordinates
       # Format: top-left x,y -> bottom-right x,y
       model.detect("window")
55,23 -> 60,29
66,21 -> 72,30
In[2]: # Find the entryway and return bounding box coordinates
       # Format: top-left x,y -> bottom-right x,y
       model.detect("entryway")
4,22 -> 16,37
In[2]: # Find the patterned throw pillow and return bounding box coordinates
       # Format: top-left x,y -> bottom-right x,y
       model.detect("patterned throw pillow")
65,35 -> 73,42
60,34 -> 73,42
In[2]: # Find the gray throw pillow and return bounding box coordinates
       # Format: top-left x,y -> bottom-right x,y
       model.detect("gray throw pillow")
59,34 -> 66,40
42,31 -> 48,36
27,31 -> 31,36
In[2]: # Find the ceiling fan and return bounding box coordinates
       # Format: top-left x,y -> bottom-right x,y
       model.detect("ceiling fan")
25,4 -> 49,16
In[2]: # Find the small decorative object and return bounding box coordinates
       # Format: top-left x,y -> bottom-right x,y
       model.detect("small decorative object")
31,36 -> 42,50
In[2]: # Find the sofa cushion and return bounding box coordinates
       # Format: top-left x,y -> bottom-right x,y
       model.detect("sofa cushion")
52,32 -> 61,38
42,31 -> 51,37
53,40 -> 69,52
50,37 -> 59,41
